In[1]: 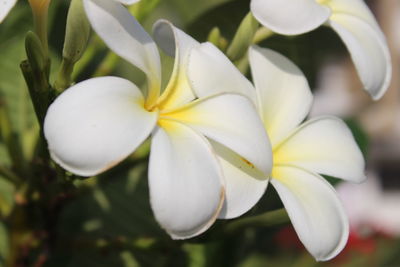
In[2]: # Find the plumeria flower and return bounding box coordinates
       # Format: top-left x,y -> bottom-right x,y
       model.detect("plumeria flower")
44,0 -> 272,239
187,44 -> 366,260
0,0 -> 17,22
250,0 -> 392,100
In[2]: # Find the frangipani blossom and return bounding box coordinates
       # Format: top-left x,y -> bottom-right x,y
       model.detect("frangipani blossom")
44,0 -> 272,239
250,0 -> 392,100
187,44 -> 366,260
0,0 -> 17,22
250,47 -> 366,260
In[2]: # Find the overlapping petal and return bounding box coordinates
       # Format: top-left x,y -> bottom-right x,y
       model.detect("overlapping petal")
153,20 -> 199,110
162,93 -> 272,175
273,117 -> 365,183
149,120 -> 224,239
329,14 -> 391,100
250,0 -> 331,35
249,46 -> 313,146
328,0 -> 382,29
271,165 -> 349,261
0,0 -> 17,23
187,42 -> 256,103
83,0 -> 162,104
44,77 -> 158,177
212,141 -> 268,219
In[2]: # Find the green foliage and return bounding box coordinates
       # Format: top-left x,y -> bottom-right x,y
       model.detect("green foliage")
0,222 -> 9,267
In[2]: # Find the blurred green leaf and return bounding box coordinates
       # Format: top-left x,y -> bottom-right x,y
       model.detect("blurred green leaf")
0,177 -> 15,217
0,21 -> 39,166
0,222 -> 9,266
130,0 -> 162,22
188,0 -> 250,42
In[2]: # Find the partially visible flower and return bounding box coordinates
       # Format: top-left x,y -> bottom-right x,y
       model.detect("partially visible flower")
0,0 -> 17,23
44,0 -> 272,240
250,0 -> 392,100
187,44 -> 366,260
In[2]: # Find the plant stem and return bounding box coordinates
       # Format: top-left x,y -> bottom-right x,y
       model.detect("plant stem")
224,208 -> 289,234
253,27 -> 274,44
0,165 -> 20,185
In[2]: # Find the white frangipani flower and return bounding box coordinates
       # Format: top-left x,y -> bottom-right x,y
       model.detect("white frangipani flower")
187,43 -> 366,260
0,0 -> 17,23
249,47 -> 366,261
44,0 -> 272,239
250,0 -> 392,100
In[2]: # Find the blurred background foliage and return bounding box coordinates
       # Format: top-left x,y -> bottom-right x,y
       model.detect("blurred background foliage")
0,0 -> 399,266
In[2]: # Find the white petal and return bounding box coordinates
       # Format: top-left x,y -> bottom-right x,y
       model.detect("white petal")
153,20 -> 198,110
187,42 -> 257,103
249,46 -> 313,146
162,93 -> 272,176
329,14 -> 391,100
271,165 -> 349,261
149,120 -> 224,239
212,141 -> 268,219
0,0 -> 17,23
274,116 -> 365,183
250,0 -> 331,35
114,0 -> 139,4
328,0 -> 383,31
44,77 -> 157,177
83,0 -> 161,104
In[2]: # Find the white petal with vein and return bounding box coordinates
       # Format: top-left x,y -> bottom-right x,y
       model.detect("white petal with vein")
329,14 -> 391,100
44,77 -> 157,176
249,46 -> 312,146
149,120 -> 224,239
212,141 -> 268,219
163,93 -> 272,176
250,0 -> 331,35
271,165 -> 349,261
274,116 -> 365,183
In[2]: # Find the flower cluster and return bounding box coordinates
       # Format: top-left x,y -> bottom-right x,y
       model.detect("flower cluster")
1,0 -> 392,262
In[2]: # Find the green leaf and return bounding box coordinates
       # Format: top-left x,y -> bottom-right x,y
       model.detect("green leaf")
130,0 -> 162,22
187,0 -> 251,42
0,222 -> 9,266
0,177 -> 15,217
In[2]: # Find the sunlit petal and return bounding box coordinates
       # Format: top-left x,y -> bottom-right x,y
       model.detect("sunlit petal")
187,42 -> 256,103
153,20 -> 198,110
0,0 -> 17,23
162,93 -> 272,175
83,0 -> 162,103
149,120 -> 224,239
249,46 -> 312,146
212,141 -> 269,219
329,14 -> 391,100
274,116 -> 365,183
250,0 -> 331,35
44,77 -> 157,177
271,165 -> 349,261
